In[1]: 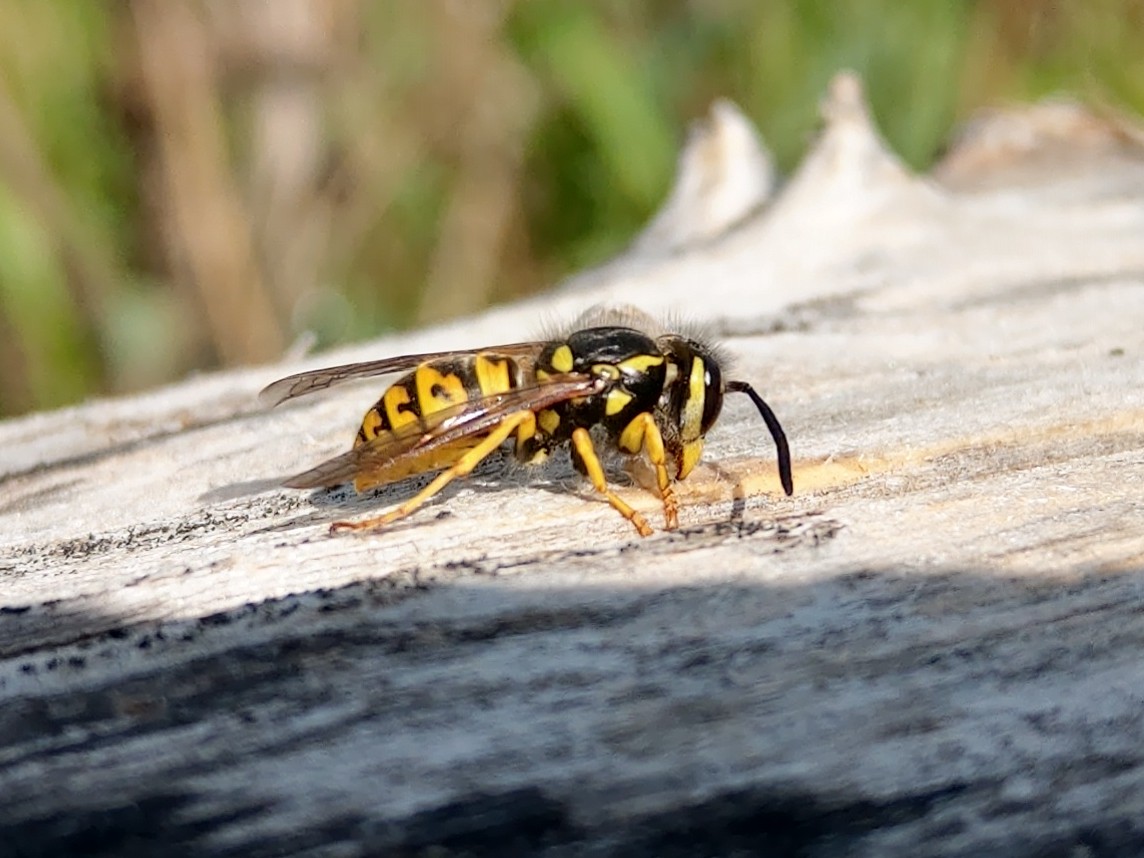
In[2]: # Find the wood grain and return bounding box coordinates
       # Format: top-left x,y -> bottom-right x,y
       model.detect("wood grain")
3,74 -> 1144,857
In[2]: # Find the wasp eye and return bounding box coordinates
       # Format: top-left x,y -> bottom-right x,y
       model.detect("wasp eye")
699,357 -> 724,434
677,351 -> 723,442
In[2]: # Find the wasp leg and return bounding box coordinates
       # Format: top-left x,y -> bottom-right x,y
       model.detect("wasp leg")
571,427 -> 654,537
331,411 -> 537,534
622,412 -> 679,530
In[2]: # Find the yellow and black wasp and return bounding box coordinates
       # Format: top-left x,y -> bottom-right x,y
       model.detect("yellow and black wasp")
261,307 -> 793,536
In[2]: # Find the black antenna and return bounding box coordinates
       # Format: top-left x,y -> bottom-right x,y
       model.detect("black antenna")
726,380 -> 794,496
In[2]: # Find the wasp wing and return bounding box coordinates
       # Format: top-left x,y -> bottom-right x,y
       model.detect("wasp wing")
282,373 -> 603,490
259,342 -> 546,407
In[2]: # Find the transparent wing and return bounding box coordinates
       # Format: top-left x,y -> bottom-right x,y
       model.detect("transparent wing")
260,342 -> 546,407
283,373 -> 603,489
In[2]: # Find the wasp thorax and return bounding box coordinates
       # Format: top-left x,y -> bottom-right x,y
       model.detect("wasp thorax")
539,327 -> 668,419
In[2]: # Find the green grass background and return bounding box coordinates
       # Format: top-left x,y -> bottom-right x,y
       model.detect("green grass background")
0,0 -> 1141,416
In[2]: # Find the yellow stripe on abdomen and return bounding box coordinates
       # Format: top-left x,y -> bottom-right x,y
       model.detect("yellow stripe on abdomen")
474,354 -> 513,396
356,407 -> 385,446
383,384 -> 419,431
415,364 -> 469,417
550,344 -> 574,373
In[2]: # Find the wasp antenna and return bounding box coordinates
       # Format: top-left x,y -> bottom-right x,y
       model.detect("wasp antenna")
726,380 -> 794,496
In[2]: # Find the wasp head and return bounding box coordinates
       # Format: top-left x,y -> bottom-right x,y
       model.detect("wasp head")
656,333 -> 793,495
656,334 -> 725,479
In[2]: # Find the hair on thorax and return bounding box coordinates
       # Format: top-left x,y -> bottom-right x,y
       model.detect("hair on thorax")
540,303 -> 732,371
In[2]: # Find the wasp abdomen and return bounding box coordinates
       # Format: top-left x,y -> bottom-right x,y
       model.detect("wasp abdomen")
355,354 -> 523,446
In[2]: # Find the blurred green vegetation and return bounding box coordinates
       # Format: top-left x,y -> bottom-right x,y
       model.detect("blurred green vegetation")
0,0 -> 1142,416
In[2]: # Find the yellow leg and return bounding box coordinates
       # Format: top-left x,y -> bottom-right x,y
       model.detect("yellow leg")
624,413 -> 679,530
571,428 -> 653,537
331,411 -> 536,534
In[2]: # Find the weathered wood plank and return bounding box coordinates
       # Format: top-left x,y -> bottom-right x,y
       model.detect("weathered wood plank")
2,73 -> 1144,856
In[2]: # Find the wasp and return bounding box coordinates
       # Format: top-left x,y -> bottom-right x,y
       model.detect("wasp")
261,307 -> 793,537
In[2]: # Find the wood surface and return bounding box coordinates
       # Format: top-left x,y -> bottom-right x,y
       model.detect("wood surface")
3,73 -> 1144,857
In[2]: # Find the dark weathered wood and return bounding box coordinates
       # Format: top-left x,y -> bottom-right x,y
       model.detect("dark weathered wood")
3,73 -> 1144,857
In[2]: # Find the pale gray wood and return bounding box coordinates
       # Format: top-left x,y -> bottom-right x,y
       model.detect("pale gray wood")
2,73 -> 1144,856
